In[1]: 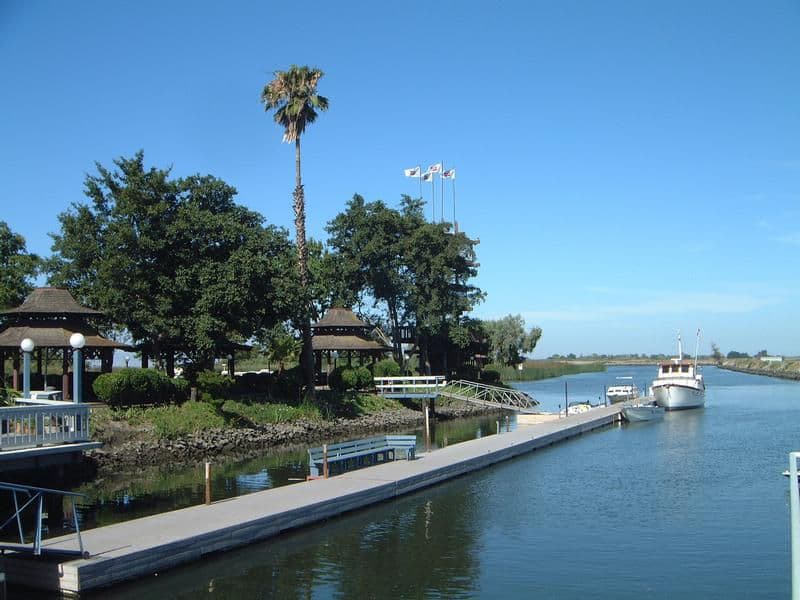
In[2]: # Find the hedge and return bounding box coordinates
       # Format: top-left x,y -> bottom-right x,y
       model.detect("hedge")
93,368 -> 186,407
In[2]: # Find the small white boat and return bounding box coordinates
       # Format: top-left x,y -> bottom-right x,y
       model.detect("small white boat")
567,401 -> 593,415
652,331 -> 706,411
606,377 -> 640,404
622,403 -> 665,422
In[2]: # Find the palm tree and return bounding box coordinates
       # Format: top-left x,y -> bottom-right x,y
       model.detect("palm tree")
261,65 -> 328,401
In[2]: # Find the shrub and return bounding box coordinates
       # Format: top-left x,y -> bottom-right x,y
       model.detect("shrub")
196,370 -> 232,400
481,365 -> 502,384
328,366 -> 346,393
355,366 -> 373,389
340,368 -> 360,391
374,358 -> 401,377
271,366 -> 303,402
93,368 -> 183,407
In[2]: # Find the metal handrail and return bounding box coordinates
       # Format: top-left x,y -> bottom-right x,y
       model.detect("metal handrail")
438,380 -> 540,413
0,403 -> 91,450
0,481 -> 89,558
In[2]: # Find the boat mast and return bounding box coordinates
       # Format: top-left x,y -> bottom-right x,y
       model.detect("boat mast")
677,331 -> 683,361
694,329 -> 701,371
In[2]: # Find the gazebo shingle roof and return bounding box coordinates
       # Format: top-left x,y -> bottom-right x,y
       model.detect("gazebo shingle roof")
312,307 -> 369,329
311,307 -> 392,353
0,322 -> 128,349
312,335 -> 391,352
0,287 -> 130,351
1,288 -> 102,316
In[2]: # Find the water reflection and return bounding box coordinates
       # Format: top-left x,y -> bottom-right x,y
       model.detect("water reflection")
86,476 -> 485,599
10,415 -> 506,539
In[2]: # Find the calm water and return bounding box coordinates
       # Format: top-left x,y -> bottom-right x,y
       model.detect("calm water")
57,367 -> 800,599
20,366 -> 800,598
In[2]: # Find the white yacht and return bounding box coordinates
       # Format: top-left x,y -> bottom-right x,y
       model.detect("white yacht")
606,377 -> 640,404
652,331 -> 705,410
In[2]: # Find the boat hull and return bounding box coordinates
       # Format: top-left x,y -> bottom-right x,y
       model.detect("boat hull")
653,384 -> 705,410
622,405 -> 664,422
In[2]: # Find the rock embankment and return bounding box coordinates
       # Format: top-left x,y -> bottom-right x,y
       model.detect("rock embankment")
87,400 -> 494,474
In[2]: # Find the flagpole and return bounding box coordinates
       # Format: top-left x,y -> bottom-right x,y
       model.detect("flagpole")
452,177 -> 457,233
418,163 -> 422,201
440,161 -> 445,223
431,173 -> 435,223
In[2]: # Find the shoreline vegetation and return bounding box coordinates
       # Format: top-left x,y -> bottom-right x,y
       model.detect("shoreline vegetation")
717,357 -> 800,381
85,360 -> 606,475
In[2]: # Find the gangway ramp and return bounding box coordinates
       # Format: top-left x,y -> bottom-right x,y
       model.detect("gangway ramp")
437,380 -> 539,413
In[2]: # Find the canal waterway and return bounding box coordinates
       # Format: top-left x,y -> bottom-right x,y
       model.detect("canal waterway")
64,410 -> 505,533
61,365 -> 798,599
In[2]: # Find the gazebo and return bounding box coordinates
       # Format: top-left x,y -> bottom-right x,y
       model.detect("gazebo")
0,288 -> 129,399
311,308 -> 393,376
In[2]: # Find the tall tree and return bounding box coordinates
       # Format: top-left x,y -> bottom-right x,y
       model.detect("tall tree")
261,65 -> 329,401
326,195 -> 409,362
47,152 -> 295,372
483,315 -> 542,366
0,221 -> 40,309
403,221 -> 484,374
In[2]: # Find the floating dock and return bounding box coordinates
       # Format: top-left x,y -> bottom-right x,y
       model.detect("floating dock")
4,403 -> 624,594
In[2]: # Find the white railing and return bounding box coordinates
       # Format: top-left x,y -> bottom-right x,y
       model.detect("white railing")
790,452 -> 800,600
0,404 -> 91,450
374,376 -> 447,395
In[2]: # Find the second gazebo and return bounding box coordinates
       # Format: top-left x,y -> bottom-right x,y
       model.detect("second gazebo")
311,308 -> 392,378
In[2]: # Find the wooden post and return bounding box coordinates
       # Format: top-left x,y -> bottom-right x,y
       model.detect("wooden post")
323,444 -> 329,479
205,462 -> 211,505
505,415 -> 510,432
424,405 -> 431,452
62,349 -> 70,401
496,420 -> 500,434
12,354 -> 20,391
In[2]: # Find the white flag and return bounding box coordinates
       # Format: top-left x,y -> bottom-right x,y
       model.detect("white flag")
428,162 -> 442,173
421,171 -> 434,182
404,166 -> 421,178
441,168 -> 456,180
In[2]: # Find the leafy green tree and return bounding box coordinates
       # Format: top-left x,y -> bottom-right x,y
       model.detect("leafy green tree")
261,65 -> 329,401
483,315 -> 542,366
326,195 -> 411,361
325,194 -> 483,373
0,221 -> 40,309
47,152 -> 295,372
260,323 -> 300,373
403,217 -> 484,374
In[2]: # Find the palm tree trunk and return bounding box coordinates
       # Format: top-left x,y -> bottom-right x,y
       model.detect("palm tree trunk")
293,136 -> 315,401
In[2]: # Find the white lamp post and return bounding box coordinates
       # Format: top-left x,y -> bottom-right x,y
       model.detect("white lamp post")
20,338 -> 35,399
70,333 -> 86,403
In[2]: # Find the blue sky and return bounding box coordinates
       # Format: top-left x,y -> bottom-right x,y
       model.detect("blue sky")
1,1 -> 798,357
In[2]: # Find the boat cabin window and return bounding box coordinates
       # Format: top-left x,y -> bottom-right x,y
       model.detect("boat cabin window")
661,365 -> 669,374
681,365 -> 690,373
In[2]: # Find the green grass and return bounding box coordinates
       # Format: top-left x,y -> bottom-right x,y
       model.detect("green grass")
499,360 -> 606,382
221,400 -> 322,425
93,390 -> 408,442
147,402 -> 226,438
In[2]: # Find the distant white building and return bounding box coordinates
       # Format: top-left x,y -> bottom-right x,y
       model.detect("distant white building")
760,356 -> 783,363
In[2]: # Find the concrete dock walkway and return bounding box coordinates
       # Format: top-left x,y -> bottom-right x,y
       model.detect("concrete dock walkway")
4,403 -> 624,594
